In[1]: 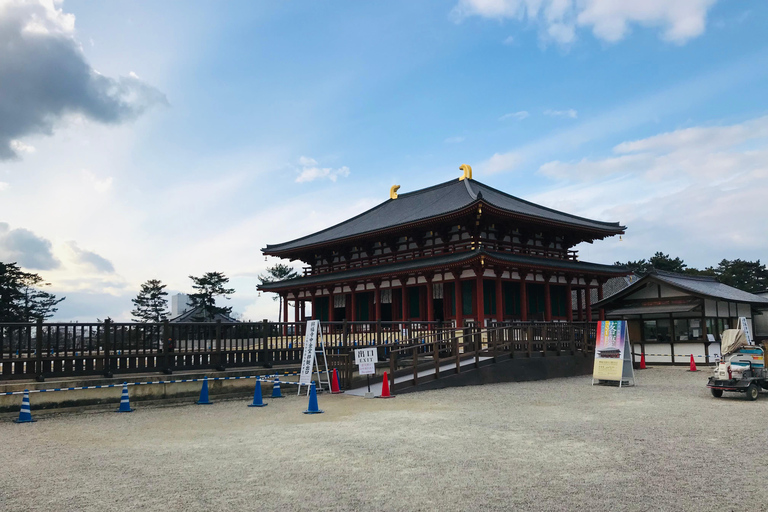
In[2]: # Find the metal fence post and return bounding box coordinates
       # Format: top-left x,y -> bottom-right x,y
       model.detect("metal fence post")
35,319 -> 44,381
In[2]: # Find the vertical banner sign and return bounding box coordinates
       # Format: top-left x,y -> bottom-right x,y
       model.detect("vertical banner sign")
299,320 -> 319,386
354,347 -> 378,375
593,320 -> 631,383
738,317 -> 753,345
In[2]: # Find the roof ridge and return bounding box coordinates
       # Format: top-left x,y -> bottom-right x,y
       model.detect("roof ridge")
651,269 -> 717,282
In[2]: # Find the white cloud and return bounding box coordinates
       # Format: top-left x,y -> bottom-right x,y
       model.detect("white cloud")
502,35 -> 515,45
530,115 -> 768,267
482,151 -> 523,174
0,182 -> 7,191
544,108 -> 578,119
295,156 -> 350,183
10,140 -> 35,154
444,136 -> 465,144
499,111 -> 529,121
451,0 -> 719,45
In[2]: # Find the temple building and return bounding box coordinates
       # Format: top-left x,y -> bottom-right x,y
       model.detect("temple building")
259,166 -> 628,326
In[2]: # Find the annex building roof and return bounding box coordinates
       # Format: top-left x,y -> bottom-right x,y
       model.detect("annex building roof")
594,269 -> 768,307
264,178 -> 625,255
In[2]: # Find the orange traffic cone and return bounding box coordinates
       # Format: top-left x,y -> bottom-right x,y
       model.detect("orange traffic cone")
639,352 -> 647,370
331,368 -> 343,394
378,371 -> 393,398
688,354 -> 698,372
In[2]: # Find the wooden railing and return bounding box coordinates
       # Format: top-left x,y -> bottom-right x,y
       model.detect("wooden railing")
0,320 -> 596,390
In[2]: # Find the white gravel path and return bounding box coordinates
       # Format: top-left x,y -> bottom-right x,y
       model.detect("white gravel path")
1,367 -> 767,512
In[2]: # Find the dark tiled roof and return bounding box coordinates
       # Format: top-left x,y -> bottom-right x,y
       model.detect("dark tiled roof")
258,249 -> 627,291
264,178 -> 625,254
169,306 -> 238,323
595,269 -> 768,306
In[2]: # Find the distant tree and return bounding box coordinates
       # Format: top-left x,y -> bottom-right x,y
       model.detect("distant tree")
258,264 -> 298,322
616,252 -> 688,275
712,259 -> 768,293
0,262 -> 65,322
131,279 -> 170,322
188,272 -> 235,321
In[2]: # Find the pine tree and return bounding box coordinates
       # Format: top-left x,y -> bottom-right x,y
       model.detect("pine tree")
258,263 -> 298,321
188,272 -> 235,321
131,279 -> 170,322
0,262 -> 65,322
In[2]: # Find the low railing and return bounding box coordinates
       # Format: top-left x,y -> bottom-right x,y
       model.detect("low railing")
0,320 -> 596,388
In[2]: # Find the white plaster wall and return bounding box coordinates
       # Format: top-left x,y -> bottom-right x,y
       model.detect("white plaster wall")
704,299 -> 717,317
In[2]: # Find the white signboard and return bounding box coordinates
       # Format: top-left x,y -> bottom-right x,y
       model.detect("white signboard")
738,317 -> 753,345
299,320 -> 320,385
355,347 -> 378,376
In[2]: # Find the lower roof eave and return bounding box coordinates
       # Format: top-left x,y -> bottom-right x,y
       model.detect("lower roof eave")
259,249 -> 628,293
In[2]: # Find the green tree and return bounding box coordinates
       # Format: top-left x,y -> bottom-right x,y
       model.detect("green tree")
616,252 -> 688,275
188,272 -> 235,321
0,262 -> 65,322
258,263 -> 298,321
131,279 -> 170,322
712,259 -> 768,293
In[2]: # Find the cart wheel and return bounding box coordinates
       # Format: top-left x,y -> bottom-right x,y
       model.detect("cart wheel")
710,388 -> 723,398
746,383 -> 759,401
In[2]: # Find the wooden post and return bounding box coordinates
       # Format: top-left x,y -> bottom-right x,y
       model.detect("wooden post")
294,298 -> 300,323
426,277 -> 434,323
311,290 -> 316,321
215,319 -> 225,371
35,318 -> 44,382
374,283 -> 382,323
350,283 -> 357,322
585,284 -> 592,322
412,345 -> 418,386
566,282 -> 573,322
495,275 -> 503,323
328,288 -> 335,322
162,320 -> 172,374
577,287 -> 583,321
526,323 -> 533,358
569,322 -> 576,355
598,281 -> 605,321
282,295 -> 288,335
544,276 -> 552,322
453,335 -> 460,373
261,320 -> 272,368
702,307 -> 709,364
476,272 -> 485,329
103,318 -> 113,378
520,273 -> 528,322
401,279 -> 408,323
433,338 -> 440,380
455,276 -> 464,330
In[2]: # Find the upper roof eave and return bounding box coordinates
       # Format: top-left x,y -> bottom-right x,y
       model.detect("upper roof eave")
263,178 -> 626,256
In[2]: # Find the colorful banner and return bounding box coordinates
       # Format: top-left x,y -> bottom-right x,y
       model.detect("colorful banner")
593,320 -> 627,381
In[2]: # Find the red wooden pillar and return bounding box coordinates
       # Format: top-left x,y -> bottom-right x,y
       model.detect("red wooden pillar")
544,276 -> 552,322
401,278 -> 408,322
374,283 -> 382,322
475,271 -> 485,328
455,275 -> 463,329
585,283 -> 593,322
576,287 -> 583,321
598,280 -> 605,321
520,272 -> 528,322
495,273 -> 503,322
328,288 -> 335,322
350,283 -> 357,322
426,277 -> 434,323
294,298 -> 300,323
566,282 -> 573,322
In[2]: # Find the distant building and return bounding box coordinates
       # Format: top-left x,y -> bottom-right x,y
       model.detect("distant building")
171,293 -> 193,317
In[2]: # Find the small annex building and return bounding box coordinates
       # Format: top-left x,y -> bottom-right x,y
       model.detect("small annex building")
593,270 -> 768,365
259,167 -> 629,327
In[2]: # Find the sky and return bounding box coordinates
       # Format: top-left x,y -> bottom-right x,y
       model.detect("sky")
0,0 -> 767,322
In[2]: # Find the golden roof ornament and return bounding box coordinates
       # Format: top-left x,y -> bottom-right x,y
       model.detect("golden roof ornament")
390,185 -> 400,199
459,164 -> 473,181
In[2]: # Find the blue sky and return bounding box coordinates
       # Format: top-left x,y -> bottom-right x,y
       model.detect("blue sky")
1,0 -> 767,321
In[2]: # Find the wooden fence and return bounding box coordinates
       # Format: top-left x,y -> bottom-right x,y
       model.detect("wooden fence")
0,320 -> 597,390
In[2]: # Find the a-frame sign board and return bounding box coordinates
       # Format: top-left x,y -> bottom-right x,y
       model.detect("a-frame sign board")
298,320 -> 332,396
592,320 -> 635,387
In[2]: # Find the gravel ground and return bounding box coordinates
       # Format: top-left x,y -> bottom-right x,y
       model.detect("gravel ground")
1,367 -> 767,512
